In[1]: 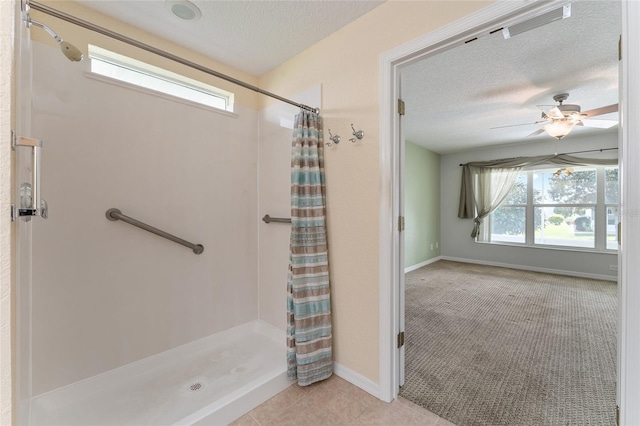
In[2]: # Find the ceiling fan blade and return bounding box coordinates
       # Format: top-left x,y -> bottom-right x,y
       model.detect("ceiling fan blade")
581,103 -> 618,117
546,107 -> 564,119
527,128 -> 546,137
580,118 -> 618,129
490,122 -> 538,129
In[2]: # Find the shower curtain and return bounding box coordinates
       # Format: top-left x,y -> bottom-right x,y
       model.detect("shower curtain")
286,110 -> 333,386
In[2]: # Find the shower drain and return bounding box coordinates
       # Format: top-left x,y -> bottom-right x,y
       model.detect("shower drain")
188,382 -> 204,392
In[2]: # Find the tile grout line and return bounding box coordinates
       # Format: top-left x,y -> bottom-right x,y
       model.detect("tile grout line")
249,386 -> 309,425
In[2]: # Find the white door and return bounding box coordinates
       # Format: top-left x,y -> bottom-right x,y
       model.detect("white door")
618,2 -> 640,423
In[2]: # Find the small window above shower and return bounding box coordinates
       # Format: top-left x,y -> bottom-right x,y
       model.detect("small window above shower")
87,45 -> 234,112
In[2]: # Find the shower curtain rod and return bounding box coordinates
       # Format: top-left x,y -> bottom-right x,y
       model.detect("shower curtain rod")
28,0 -> 319,113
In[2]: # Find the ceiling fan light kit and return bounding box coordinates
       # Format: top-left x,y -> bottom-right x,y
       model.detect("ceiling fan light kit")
543,120 -> 576,140
538,93 -> 618,139
494,93 -> 619,140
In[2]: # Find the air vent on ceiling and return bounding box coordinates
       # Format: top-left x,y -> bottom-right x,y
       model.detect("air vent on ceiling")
502,4 -> 571,39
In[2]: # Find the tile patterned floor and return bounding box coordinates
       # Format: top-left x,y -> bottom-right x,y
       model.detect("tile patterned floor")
229,375 -> 456,426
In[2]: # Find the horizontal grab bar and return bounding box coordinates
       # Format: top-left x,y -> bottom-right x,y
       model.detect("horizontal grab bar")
106,208 -> 204,255
262,214 -> 291,224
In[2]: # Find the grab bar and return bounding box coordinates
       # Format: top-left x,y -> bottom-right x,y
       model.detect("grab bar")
262,214 -> 291,224
106,208 -> 204,255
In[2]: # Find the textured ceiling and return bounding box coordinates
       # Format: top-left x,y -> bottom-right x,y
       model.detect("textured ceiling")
77,0 -> 384,76
401,0 -> 621,154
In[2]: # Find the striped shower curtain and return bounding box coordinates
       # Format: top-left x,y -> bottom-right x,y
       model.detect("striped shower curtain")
286,110 -> 333,386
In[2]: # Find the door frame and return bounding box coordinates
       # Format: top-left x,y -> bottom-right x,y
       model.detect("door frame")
617,2 -> 640,424
378,2 -> 640,423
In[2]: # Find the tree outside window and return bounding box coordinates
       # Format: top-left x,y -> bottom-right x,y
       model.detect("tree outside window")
483,166 -> 618,251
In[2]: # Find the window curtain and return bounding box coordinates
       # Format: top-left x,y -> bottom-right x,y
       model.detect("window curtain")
458,154 -> 618,238
467,166 -> 522,238
286,110 -> 333,386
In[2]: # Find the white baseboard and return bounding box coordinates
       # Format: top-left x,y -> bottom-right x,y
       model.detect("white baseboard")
333,362 -> 380,399
404,256 -> 442,273
440,256 -> 617,282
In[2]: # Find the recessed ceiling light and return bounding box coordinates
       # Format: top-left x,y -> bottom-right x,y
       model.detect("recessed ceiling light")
165,0 -> 202,21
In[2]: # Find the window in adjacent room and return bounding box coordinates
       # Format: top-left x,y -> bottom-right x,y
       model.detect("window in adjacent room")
480,165 -> 619,252
489,173 -> 527,244
87,45 -> 233,112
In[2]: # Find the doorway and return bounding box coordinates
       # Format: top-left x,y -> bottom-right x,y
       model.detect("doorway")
379,1 -> 640,424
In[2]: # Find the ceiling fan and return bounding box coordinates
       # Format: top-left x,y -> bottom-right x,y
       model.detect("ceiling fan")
495,93 -> 619,140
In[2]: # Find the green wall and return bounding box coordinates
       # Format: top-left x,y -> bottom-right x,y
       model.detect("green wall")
405,142 -> 441,268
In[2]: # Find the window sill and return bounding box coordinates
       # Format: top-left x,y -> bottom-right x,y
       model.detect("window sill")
475,240 -> 618,255
85,72 -> 239,118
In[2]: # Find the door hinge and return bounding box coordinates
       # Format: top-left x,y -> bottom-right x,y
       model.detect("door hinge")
618,222 -> 622,245
397,331 -> 405,348
398,99 -> 405,116
619,35 -> 622,61
616,405 -> 620,425
398,216 -> 405,232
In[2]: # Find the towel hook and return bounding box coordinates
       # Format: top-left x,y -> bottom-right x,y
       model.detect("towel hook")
349,124 -> 365,143
326,129 -> 341,147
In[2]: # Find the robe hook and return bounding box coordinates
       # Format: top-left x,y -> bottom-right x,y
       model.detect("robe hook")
327,129 -> 341,147
350,124 -> 365,143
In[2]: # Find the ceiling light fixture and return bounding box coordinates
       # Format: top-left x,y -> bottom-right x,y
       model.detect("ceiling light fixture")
543,119 -> 577,140
165,0 -> 202,21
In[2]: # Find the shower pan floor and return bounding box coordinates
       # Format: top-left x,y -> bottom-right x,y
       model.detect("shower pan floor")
29,321 -> 290,425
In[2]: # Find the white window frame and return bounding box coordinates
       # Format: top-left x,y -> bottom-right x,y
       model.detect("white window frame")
481,165 -> 618,253
87,45 -> 234,112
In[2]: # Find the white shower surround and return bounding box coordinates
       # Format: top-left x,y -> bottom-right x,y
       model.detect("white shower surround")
28,321 -> 289,425
31,41 -> 259,394
24,41 -> 318,423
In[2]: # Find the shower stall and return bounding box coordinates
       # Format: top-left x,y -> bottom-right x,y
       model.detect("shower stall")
15,2 -> 320,424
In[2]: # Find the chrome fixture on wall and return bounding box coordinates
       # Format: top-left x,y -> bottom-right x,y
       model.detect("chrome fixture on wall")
326,129 -> 341,147
326,124 -> 366,147
12,134 -> 48,221
24,3 -> 83,62
349,123 -> 365,143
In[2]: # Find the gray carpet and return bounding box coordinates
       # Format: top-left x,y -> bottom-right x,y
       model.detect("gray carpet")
399,260 -> 617,426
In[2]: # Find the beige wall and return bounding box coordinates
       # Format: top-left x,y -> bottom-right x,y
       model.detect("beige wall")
259,1 -> 491,383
